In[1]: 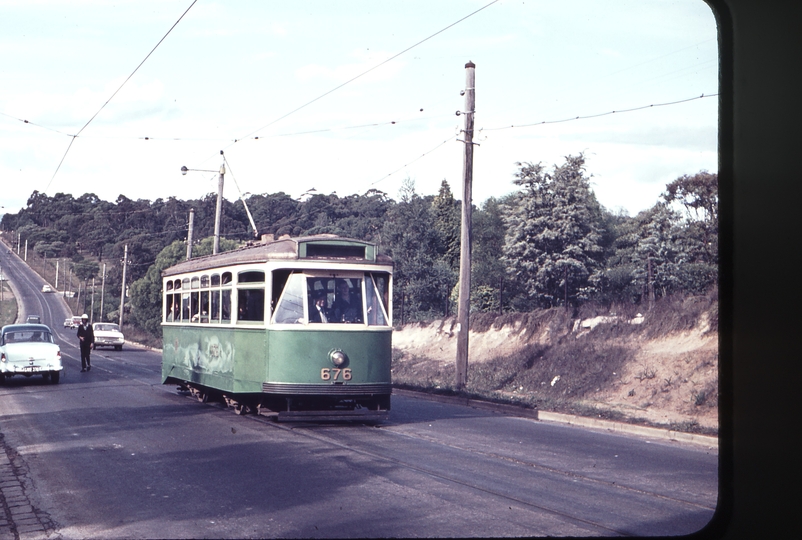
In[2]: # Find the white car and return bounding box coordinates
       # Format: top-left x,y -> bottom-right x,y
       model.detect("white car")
42,284 -> 53,293
0,324 -> 63,384
93,323 -> 125,351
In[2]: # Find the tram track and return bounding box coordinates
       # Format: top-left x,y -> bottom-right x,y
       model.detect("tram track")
283,427 -> 634,535
186,397 -> 709,537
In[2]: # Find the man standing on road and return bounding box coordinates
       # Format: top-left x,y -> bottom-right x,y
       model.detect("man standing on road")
77,314 -> 94,372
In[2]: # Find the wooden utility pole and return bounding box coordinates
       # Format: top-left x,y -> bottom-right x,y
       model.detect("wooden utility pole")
119,244 -> 128,328
100,263 -> 106,322
213,153 -> 225,255
187,208 -> 195,260
456,61 -> 476,390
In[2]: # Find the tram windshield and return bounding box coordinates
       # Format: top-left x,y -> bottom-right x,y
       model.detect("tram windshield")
271,272 -> 390,326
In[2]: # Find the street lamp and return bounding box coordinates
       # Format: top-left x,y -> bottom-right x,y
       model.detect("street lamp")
181,151 -> 225,255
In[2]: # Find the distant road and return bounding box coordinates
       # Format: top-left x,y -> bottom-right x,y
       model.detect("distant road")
0,242 -> 72,328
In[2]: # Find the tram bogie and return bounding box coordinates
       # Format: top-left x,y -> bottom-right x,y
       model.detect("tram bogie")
161,235 -> 393,422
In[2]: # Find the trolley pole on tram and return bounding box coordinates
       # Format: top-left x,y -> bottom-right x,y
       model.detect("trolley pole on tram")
456,61 -> 476,390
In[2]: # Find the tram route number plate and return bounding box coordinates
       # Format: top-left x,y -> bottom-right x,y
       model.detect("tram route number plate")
321,368 -> 352,381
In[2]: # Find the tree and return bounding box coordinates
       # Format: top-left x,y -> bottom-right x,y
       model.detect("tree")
502,154 -> 605,309
382,179 -> 451,321
663,171 -> 718,287
431,180 -> 461,272
472,196 -> 510,312
73,261 -> 100,282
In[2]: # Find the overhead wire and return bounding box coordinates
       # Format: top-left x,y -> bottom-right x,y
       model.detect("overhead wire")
5,0 -> 718,211
363,92 -> 718,191
482,93 -> 718,132
368,135 -> 459,187
0,111 -> 74,137
41,0 -> 198,194
220,0 -> 501,152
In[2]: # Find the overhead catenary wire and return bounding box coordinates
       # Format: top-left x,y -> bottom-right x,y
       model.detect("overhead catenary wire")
220,0 -> 501,153
365,92 -> 718,190
483,93 -> 718,131
40,0 -> 198,195
368,135 -> 459,187
0,1 -> 718,219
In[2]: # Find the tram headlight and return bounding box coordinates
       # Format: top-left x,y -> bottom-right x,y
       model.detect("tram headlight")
330,349 -> 348,367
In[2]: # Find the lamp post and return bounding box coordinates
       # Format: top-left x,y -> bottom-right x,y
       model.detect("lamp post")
181,151 -> 225,254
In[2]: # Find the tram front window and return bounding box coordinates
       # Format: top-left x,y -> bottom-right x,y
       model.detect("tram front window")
272,273 -> 305,324
271,272 -> 389,326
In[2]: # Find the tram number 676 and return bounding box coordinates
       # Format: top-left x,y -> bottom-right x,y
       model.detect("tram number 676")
321,368 -> 352,381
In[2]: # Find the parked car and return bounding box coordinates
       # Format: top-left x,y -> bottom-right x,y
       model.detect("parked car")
93,323 -> 125,351
0,324 -> 62,384
41,284 -> 53,293
25,315 -> 41,324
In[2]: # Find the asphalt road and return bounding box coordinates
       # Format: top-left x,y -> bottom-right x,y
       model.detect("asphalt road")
0,247 -> 719,538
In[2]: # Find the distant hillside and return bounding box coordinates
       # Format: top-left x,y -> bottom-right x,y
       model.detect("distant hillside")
391,293 -> 718,434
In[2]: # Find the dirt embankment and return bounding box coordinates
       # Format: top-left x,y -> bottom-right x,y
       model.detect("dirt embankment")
391,301 -> 718,433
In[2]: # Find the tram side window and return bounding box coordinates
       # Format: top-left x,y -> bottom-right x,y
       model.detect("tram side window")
209,274 -> 221,323
165,294 -> 175,322
365,273 -> 390,326
238,270 -> 265,283
221,289 -> 232,323
181,292 -> 190,321
199,290 -> 210,323
190,291 -> 200,321
210,289 -> 220,322
237,289 -> 265,323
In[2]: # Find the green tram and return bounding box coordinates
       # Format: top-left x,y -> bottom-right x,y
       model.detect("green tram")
161,235 -> 393,421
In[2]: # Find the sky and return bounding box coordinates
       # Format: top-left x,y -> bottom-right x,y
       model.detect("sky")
0,0 -> 718,219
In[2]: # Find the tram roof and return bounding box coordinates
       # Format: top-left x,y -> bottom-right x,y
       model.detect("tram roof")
162,234 -> 391,277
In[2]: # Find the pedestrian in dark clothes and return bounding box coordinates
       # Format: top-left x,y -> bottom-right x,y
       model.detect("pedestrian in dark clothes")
77,314 -> 94,372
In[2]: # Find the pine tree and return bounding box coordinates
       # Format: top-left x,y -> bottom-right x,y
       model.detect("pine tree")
431,179 -> 461,272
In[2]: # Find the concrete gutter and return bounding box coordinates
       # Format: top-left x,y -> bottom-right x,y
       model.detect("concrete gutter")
392,387 -> 718,449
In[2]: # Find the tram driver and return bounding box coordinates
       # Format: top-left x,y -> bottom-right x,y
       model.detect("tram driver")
332,279 -> 362,323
